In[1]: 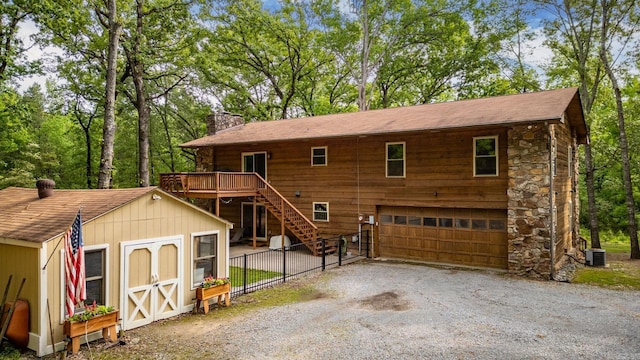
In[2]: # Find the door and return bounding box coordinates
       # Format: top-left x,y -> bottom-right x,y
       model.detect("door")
121,237 -> 182,330
378,207 -> 508,269
242,203 -> 267,239
243,152 -> 267,179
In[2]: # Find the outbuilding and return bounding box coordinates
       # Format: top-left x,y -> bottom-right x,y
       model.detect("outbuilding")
0,184 -> 232,356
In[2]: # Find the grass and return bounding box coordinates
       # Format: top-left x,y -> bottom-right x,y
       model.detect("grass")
574,229 -> 640,290
229,266 -> 281,287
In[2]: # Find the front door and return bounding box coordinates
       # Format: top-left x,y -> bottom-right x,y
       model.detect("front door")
121,237 -> 182,330
243,152 -> 267,179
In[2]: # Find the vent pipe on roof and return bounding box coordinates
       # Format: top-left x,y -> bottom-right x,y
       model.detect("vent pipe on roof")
36,179 -> 55,199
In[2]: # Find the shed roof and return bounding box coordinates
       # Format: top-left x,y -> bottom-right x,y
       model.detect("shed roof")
182,87 -> 586,148
0,187 -> 230,244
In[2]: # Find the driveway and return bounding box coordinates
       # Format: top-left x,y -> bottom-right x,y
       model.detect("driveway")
57,260 -> 640,359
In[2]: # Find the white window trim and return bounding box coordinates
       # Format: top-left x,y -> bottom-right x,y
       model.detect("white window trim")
473,136 -> 499,177
311,146 -> 328,167
313,202 -> 330,222
386,142 -> 406,178
190,230 -> 220,290
59,244 -> 109,323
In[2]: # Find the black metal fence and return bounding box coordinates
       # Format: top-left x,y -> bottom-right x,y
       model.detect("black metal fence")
229,230 -> 370,297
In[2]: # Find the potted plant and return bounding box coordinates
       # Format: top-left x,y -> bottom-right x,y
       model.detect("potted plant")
63,301 -> 118,354
195,276 -> 231,313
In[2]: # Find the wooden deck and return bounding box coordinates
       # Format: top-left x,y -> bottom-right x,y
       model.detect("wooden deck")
159,172 -> 323,255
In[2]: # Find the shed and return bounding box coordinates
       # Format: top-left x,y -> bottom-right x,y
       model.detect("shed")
0,185 -> 232,356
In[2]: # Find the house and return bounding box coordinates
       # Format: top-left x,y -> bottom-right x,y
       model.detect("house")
160,87 -> 586,280
0,184 -> 232,356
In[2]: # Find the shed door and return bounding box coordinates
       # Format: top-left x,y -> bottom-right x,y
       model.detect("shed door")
378,207 -> 507,269
122,238 -> 182,330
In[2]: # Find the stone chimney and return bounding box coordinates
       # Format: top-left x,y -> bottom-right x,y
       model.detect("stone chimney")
36,179 -> 55,199
205,112 -> 244,136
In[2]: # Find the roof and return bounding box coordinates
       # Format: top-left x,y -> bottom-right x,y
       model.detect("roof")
0,187 -> 230,244
182,87 -> 586,148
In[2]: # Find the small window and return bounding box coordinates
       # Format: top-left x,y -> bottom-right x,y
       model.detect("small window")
408,216 -> 422,225
311,146 -> 327,166
472,219 -> 487,229
386,142 -> 405,178
380,214 -> 393,224
455,219 -> 470,228
474,136 -> 498,176
85,249 -> 106,306
313,202 -> 329,222
423,217 -> 437,227
194,234 -> 217,287
394,215 -> 407,225
439,218 -> 453,228
489,220 -> 506,230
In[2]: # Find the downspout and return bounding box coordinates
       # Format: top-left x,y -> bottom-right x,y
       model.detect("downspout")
548,123 -> 556,279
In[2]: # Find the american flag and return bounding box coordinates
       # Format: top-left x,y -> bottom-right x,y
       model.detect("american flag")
64,211 -> 86,316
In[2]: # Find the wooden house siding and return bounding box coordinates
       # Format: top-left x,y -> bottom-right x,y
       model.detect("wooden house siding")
552,120 -> 578,268
198,127 -> 508,242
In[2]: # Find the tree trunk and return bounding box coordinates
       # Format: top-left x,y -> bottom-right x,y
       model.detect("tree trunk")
358,0 -> 369,111
133,0 -> 150,187
97,0 -> 121,189
599,0 -> 639,258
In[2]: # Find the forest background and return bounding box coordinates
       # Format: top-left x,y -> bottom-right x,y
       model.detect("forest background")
1,0 -> 639,253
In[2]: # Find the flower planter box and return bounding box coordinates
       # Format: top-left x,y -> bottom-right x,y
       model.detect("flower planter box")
63,310 -> 118,354
195,283 -> 231,314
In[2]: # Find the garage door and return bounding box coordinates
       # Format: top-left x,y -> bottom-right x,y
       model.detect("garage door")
378,207 -> 507,269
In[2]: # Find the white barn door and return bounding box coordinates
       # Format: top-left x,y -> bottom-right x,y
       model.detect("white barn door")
121,237 -> 182,330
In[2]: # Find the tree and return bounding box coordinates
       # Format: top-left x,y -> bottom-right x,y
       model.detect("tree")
541,0 -> 606,249
97,0 -> 121,189
598,0 -> 640,258
0,0 -> 40,85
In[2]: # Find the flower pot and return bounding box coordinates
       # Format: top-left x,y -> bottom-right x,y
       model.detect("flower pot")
195,283 -> 230,313
63,310 -> 118,354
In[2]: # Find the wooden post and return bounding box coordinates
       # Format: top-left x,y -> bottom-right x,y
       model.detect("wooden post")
215,172 -> 220,216
281,202 -> 285,249
252,196 -> 257,249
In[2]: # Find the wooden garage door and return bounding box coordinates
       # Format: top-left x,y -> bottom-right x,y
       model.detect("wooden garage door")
378,207 -> 507,269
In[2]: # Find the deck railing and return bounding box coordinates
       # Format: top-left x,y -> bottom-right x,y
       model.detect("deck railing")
159,172 -> 319,252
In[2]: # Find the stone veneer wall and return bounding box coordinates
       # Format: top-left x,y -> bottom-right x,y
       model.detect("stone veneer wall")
507,124 -> 552,279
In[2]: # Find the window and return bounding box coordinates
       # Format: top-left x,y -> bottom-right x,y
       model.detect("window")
311,146 -> 327,166
474,136 -> 498,176
380,214 -> 393,224
84,249 -> 106,306
313,202 -> 329,222
242,152 -> 267,179
423,217 -> 437,227
386,142 -> 405,177
60,245 -> 109,318
193,233 -> 217,287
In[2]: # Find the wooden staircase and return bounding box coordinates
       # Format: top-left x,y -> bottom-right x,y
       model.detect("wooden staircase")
159,172 -> 333,256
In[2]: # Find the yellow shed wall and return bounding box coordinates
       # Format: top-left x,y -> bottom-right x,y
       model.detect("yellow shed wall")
42,190 -> 230,350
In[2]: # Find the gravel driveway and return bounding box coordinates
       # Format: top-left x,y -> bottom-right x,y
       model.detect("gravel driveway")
56,260 -> 640,360
208,261 -> 639,360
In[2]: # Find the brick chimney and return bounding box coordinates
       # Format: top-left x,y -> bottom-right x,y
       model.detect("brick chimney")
205,112 -> 244,136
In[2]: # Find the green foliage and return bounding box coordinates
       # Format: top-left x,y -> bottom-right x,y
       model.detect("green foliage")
573,266 -> 640,290
68,304 -> 115,322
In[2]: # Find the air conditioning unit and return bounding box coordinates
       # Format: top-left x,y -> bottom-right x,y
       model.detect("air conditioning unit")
585,249 -> 606,267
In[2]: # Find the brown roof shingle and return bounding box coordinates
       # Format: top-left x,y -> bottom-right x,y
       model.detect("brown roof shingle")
182,87 -> 585,148
0,187 -> 157,243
